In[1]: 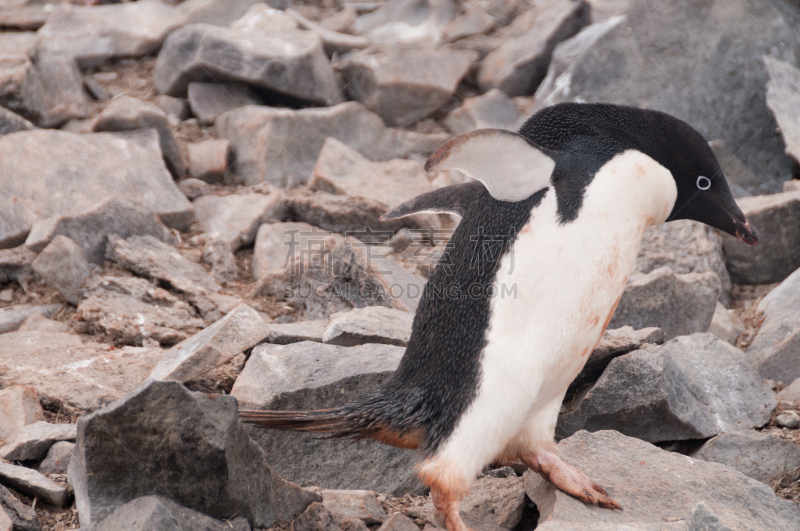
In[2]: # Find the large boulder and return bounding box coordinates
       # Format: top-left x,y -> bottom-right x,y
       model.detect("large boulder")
764,56 -> 800,166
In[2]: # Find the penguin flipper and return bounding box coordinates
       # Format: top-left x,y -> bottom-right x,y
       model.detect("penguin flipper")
380,181 -> 485,221
425,129 -> 558,202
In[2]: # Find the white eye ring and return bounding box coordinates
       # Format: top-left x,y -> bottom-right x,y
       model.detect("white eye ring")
696,176 -> 711,190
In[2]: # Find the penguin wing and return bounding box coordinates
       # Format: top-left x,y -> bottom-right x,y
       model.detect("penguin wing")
424,129 -> 557,202
380,181 -> 484,221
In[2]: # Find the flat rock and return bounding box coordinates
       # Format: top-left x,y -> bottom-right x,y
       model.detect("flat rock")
0,483 -> 38,531
0,304 -> 61,335
351,0 -> 457,48
0,461 -> 68,507
0,247 -> 36,286
526,430 -> 800,530
747,266 -> 800,383
154,8 -> 339,105
0,386 -> 44,445
31,236 -> 91,306
215,102 -> 448,187
193,192 -> 286,251
88,495 -> 229,531
149,303 -> 269,383
233,342 -> 421,495
0,421 -> 76,462
478,0 -> 589,96
722,191 -> 800,285
0,106 -> 36,138
421,476 -> 526,530
38,441 -> 74,476
187,139 -> 230,183
321,490 -> 387,525
0,330 -> 163,414
529,0 -> 800,186
608,267 -> 721,340
294,502 -> 369,531
265,319 -> 328,345
323,307 -> 413,347
25,196 -> 178,265
571,326 -> 664,388
94,95 -> 186,178
635,219 -> 731,306
443,89 -> 522,135
69,379 -> 318,527
0,129 -> 193,248
338,48 -> 477,127
187,82 -> 262,126
18,313 -> 69,333
765,56 -> 800,166
37,1 -> 184,69
558,334 -> 776,442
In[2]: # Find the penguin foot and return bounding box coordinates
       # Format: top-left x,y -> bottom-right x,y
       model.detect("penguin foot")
521,451 -> 622,510
431,486 -> 475,531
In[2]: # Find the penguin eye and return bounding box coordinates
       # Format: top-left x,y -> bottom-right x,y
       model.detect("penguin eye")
696,176 -> 711,190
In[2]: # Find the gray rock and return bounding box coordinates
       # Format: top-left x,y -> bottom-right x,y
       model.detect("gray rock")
31,236 -> 91,305
723,191 -> 800,285
477,0 -> 589,96
709,139 -> 781,197
635,219 -> 731,306
571,326 -> 664,388
338,48 -> 477,127
187,83 -> 262,126
88,495 -> 229,531
443,89 -> 522,135
286,9 -> 369,56
265,319 -> 328,345
0,247 -> 36,286
178,0 -> 283,27
154,8 -> 339,105
37,1 -> 184,69
608,267 -> 721,340
203,234 -> 237,283
0,129 -> 193,249
18,314 -> 68,333
785,180 -> 800,193
94,95 -> 186,179
69,379 -> 318,527
0,461 -> 68,507
693,430 -> 800,485
351,0 -> 457,48
0,53 -> 36,119
193,193 -> 286,251
321,490 -> 387,525
0,330 -> 163,414
778,378 -> 800,403
187,139 -> 230,184
526,430 -> 800,530
776,411 -> 800,430
27,54 -> 89,128
25,196 -> 178,265
0,32 -> 37,57
0,107 -> 36,138
252,221 -> 317,279
529,0 -> 800,186
421,476 -> 526,530
215,102 -> 448,187
442,7 -> 496,43
0,421 -> 75,462
0,483 -> 38,531
154,95 -> 190,121
38,441 -> 74,476
178,178 -> 214,200
0,304 -> 61,335
558,334 -> 776,442
0,386 -> 44,446
323,307 -> 413,347
377,513 -> 417,531
232,342 -> 421,495
294,502 -> 369,531
149,303 -> 269,383
708,301 -> 743,345
765,56 -> 800,167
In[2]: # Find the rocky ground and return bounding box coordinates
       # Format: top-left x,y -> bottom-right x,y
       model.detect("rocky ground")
2,0 -> 800,530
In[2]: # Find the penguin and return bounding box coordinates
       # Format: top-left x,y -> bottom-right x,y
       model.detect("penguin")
240,102 -> 758,531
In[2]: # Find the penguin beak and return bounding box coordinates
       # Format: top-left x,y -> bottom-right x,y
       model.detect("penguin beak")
733,218 -> 758,246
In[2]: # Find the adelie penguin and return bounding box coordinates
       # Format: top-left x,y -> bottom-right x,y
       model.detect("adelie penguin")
240,102 -> 758,531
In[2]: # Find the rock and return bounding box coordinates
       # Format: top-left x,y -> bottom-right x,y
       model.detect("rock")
323,307 -> 413,347
321,490 -> 387,525
233,342 -> 421,495
265,319 -> 328,345
0,129 -> 193,248
178,0 -> 281,27
776,411 -> 800,430
0,461 -> 68,507
0,421 -> 76,462
709,301 -> 743,345
709,139 -> 781,197
337,48 -> 477,127
442,7 -> 496,43
193,193 -> 286,251
526,430 -> 800,530
351,0 -> 457,48
0,107 -> 36,138
571,326 -> 664,388
0,4 -> 48,31
69,379 -> 319,527
421,476 -> 526,529
443,89 -> 522,135
0,507 -> 10,531
558,334 -> 776,442
24,196 -> 178,265
530,0 -> 800,186
83,76 -> 111,101
187,83 -> 262,126
252,221 -> 317,279
0,483 -> 38,531
178,178 -> 214,200
203,234 -> 237,283
149,303 -> 269,383
693,430 -> 800,485
723,191 -> 800,285
187,139 -> 230,183
286,9 -> 370,56
18,314 -> 69,333
93,95 -> 187,179
27,54 -> 89,128
477,0 -> 589,96
0,386 -> 44,445
88,495 -> 230,531
37,1 -> 184,69
635,219 -> 731,306
377,513 -> 417,531
0,304 -> 61,335
765,56 -> 800,167
785,180 -> 800,192
294,502 -> 369,531
608,267 -> 721,340
0,247 -> 36,286
0,330 -> 163,414
155,95 -> 190,121
0,32 -> 37,57
73,288 -> 205,347
38,441 -> 74,476
154,8 -> 339,105
778,378 -> 800,403
31,236 -> 91,305
215,102 -> 449,187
